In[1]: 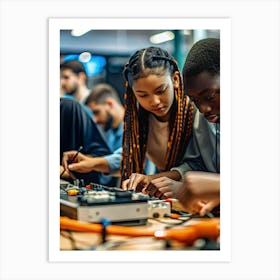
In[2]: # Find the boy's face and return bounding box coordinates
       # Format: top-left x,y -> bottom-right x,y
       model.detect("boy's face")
60,69 -> 80,95
185,71 -> 220,123
87,101 -> 113,131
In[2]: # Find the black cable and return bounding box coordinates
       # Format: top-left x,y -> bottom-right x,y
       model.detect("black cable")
151,216 -> 192,228
60,185 -> 69,193
60,230 -> 79,250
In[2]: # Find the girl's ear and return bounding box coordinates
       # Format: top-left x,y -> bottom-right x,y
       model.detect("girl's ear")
172,71 -> 180,89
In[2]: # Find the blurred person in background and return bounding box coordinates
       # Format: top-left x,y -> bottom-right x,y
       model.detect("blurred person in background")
60,97 -> 111,185
85,83 -> 124,152
84,83 -> 124,186
60,60 -> 93,119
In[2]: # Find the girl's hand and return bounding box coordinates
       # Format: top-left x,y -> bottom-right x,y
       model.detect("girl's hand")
122,173 -> 151,192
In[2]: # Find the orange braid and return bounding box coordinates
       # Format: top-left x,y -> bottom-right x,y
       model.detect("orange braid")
121,82 -> 149,180
164,65 -> 194,170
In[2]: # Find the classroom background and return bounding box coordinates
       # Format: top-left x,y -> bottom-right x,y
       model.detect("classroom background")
60,29 -> 220,103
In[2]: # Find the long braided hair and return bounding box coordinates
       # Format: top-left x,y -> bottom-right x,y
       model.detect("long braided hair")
121,47 -> 194,181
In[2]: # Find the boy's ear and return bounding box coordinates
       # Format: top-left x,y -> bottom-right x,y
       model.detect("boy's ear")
172,71 -> 180,89
78,72 -> 86,83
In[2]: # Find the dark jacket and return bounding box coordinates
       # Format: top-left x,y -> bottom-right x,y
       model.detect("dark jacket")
60,97 -> 111,184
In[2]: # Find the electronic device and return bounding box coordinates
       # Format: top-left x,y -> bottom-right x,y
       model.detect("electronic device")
60,181 -> 150,225
148,200 -> 171,218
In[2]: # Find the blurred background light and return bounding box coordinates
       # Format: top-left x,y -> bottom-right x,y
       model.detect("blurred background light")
71,29 -> 91,37
150,31 -> 175,44
79,51 -> 92,63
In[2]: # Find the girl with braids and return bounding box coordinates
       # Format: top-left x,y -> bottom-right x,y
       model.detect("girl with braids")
121,46 -> 194,192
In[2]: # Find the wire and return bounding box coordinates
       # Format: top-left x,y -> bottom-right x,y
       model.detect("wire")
60,186 -> 68,193
61,230 -> 112,250
60,230 -> 78,250
151,216 -> 193,228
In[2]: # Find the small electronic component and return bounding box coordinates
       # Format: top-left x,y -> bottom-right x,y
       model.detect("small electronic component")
80,190 -> 112,203
148,200 -> 171,218
67,189 -> 79,196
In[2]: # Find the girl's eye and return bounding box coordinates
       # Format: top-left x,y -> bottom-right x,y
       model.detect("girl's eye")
156,87 -> 167,95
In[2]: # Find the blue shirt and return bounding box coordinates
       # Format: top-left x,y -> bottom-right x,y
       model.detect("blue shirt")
105,122 -> 123,153
98,123 -> 123,186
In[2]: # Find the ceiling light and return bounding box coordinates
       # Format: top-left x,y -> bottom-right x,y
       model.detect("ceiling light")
150,31 -> 175,44
79,52 -> 91,63
71,29 -> 91,37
